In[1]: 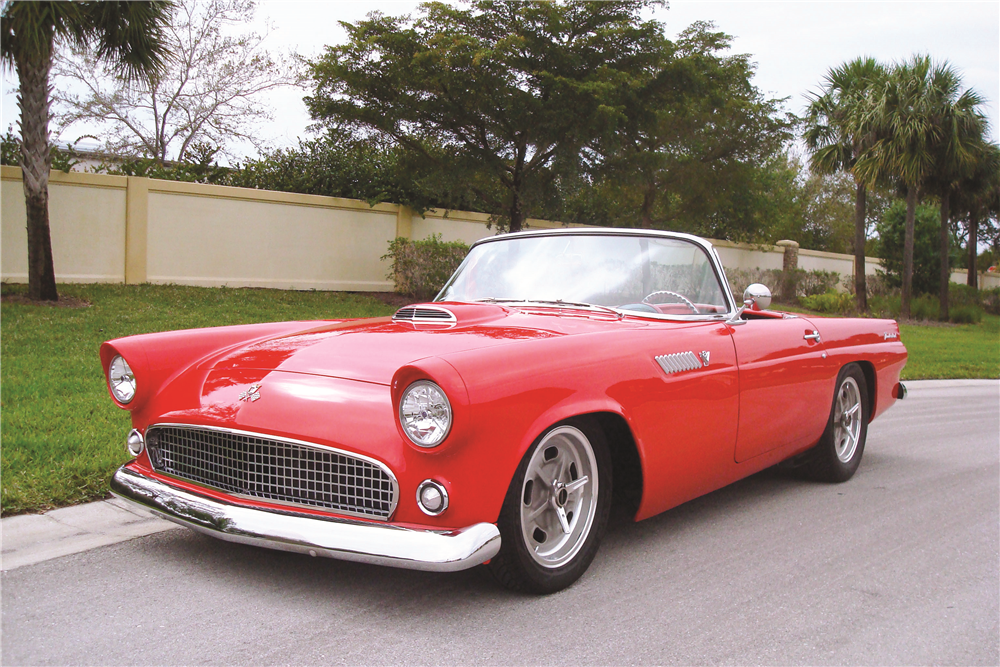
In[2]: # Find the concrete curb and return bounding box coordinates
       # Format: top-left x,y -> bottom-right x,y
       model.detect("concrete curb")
2,380 -> 996,572
1,497 -> 178,571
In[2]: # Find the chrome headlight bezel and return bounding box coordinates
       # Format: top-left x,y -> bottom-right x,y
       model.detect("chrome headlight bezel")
108,354 -> 137,404
399,380 -> 453,448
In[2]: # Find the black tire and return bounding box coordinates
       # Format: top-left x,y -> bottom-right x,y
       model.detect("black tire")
488,417 -> 612,594
802,363 -> 870,483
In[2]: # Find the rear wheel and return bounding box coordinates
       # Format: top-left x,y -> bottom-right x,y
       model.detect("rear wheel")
488,418 -> 612,594
803,363 -> 869,482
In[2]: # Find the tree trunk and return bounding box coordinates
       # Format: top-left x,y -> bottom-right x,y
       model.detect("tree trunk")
640,183 -> 655,229
16,42 -> 59,302
901,185 -> 917,320
508,189 -> 524,233
967,211 -> 979,289
938,192 -> 951,321
853,181 -> 868,312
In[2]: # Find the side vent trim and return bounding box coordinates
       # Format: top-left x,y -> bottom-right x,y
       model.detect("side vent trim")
655,351 -> 703,375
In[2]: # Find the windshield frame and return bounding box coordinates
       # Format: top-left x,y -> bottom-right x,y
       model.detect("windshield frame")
434,228 -> 739,321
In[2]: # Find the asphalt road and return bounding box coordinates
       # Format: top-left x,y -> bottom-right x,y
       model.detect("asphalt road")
3,380 -> 997,666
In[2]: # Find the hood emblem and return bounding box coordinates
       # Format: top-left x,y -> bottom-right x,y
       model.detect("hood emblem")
239,383 -> 262,402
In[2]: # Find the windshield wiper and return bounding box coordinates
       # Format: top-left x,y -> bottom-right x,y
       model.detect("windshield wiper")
474,298 -> 623,319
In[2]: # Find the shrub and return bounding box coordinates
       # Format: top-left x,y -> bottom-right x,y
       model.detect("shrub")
949,305 -> 983,324
798,270 -> 840,297
800,291 -> 853,314
910,294 -> 940,321
383,234 -> 469,300
981,288 -> 1000,316
842,272 -> 896,298
875,200 -> 964,296
726,267 -> 844,304
868,295 -> 901,319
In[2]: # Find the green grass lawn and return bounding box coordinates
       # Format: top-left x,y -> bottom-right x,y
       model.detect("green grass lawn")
2,283 -> 997,516
899,314 -> 1000,379
1,283 -> 395,516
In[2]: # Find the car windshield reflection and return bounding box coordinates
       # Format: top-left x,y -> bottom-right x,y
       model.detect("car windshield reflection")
438,232 -> 730,317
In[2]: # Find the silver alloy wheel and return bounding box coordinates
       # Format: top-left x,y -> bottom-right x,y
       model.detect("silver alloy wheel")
834,376 -> 863,463
519,425 -> 599,568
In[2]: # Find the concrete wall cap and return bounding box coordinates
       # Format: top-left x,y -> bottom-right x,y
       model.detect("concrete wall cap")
776,240 -> 800,248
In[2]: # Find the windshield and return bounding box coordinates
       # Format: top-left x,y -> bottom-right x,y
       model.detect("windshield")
437,233 -> 730,317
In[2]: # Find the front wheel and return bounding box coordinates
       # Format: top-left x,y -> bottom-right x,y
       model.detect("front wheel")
803,363 -> 870,483
488,418 -> 612,594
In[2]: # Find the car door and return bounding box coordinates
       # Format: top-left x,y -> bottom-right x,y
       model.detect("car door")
729,315 -> 835,462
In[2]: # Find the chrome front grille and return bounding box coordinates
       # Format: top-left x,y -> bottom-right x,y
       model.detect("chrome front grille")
145,425 -> 398,520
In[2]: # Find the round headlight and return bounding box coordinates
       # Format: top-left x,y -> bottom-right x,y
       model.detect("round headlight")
399,380 -> 452,447
109,355 -> 136,404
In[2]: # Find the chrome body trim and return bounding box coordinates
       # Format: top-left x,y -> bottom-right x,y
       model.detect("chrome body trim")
440,227 -> 740,321
416,479 -> 450,516
393,305 -> 457,323
145,423 -> 400,521
111,466 -> 501,572
127,429 -> 145,456
655,351 -> 703,375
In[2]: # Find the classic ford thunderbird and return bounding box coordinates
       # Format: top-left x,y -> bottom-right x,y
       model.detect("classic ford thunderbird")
106,228 -> 907,593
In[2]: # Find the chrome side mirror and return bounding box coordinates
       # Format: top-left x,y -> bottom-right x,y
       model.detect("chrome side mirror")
743,283 -> 772,310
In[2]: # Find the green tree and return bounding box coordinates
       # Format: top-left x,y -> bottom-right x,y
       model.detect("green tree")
925,111 -> 990,318
225,131 -> 475,211
855,56 -> 975,319
576,21 -> 793,241
803,57 -> 887,311
1,1 -> 171,301
876,200 -> 962,296
306,0 -> 668,232
951,142 -> 1000,288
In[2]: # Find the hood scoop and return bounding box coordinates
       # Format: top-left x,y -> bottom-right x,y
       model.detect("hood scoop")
393,305 -> 457,324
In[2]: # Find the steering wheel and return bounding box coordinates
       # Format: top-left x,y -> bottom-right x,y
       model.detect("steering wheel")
641,290 -> 700,314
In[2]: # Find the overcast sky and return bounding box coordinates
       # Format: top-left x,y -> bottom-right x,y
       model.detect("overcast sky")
2,0 -> 997,157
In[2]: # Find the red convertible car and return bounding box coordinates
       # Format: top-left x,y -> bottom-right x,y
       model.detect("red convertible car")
106,228 -> 907,593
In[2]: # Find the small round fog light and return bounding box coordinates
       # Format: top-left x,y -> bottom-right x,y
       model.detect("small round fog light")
126,429 -> 145,456
416,480 -> 449,516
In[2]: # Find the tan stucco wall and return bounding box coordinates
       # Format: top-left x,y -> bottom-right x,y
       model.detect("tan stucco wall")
145,188 -> 397,290
2,167 -> 127,283
3,165 -> 998,292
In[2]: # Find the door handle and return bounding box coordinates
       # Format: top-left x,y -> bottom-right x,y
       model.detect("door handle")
804,330 -> 821,341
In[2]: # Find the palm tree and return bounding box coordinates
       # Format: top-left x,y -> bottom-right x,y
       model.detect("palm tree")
924,91 -> 989,319
854,56 -> 970,319
1,1 -> 171,301
952,142 -> 1000,289
803,57 -> 886,312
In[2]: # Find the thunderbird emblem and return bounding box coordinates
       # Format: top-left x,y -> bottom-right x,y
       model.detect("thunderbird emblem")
698,351 -> 710,367
239,383 -> 262,402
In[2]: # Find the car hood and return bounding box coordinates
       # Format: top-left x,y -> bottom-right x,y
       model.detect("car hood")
205,302 -> 643,385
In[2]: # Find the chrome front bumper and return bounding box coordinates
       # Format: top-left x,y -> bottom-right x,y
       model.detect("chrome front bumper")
110,466 -> 501,572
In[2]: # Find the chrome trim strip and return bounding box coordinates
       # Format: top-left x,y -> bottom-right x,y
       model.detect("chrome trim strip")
393,305 -> 457,323
111,466 -> 501,573
445,228 -> 739,320
146,423 -> 400,521
655,351 -> 703,375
